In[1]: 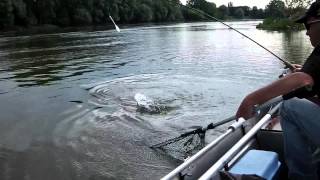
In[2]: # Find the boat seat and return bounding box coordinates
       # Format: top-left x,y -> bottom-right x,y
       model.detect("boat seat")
228,150 -> 281,180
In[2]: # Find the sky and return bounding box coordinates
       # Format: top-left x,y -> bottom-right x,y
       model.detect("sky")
180,0 -> 271,9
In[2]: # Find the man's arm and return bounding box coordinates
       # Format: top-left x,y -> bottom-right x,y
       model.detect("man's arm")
236,72 -> 314,119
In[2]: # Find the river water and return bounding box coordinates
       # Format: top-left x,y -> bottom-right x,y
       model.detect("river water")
0,21 -> 314,179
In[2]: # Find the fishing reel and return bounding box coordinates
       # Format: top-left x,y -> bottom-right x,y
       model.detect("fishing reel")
279,63 -> 302,78
278,68 -> 292,78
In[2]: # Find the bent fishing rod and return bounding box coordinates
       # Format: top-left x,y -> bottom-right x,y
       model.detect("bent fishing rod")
168,0 -> 295,70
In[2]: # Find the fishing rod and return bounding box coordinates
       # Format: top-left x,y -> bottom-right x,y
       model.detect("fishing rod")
169,0 -> 295,70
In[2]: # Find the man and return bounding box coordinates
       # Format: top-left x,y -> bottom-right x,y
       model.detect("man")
236,1 -> 320,179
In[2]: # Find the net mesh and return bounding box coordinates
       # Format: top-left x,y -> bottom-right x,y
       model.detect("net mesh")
152,132 -> 206,161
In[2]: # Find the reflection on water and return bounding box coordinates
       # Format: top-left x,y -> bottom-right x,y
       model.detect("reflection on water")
0,32 -> 129,87
281,31 -> 312,64
0,21 -> 314,179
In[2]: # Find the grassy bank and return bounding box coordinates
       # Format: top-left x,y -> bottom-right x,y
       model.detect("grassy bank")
257,18 -> 304,31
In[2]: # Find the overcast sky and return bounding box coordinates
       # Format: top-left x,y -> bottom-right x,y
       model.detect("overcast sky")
180,0 -> 271,9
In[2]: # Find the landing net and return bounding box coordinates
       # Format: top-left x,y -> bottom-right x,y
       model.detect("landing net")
152,132 -> 206,161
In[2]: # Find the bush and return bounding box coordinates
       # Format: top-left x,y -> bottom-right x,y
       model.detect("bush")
256,17 -> 304,31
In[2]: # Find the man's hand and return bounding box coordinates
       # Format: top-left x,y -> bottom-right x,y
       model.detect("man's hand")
236,97 -> 255,120
292,64 -> 302,72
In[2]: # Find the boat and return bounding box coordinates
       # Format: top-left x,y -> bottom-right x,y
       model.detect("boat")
159,96 -> 290,180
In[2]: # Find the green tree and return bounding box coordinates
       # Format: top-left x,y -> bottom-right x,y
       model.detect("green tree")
166,0 -> 183,21
217,5 -> 228,19
2,0 -> 279,29
153,0 -> 168,21
135,3 -> 153,22
265,0 -> 285,18
284,0 -> 312,17
284,0 -> 312,10
105,0 -> 121,21
257,8 -> 266,19
187,0 -> 217,16
234,8 -> 244,19
250,6 -> 258,18
90,0 -> 107,24
35,0 -> 57,24
72,8 -> 92,25
181,7 -> 206,21
238,6 -> 250,17
228,2 -> 235,16
0,0 -> 14,28
11,0 -> 28,25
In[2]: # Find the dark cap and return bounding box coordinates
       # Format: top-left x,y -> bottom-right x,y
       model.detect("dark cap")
295,1 -> 320,23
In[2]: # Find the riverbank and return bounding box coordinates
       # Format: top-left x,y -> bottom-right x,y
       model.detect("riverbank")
0,24 -> 120,36
0,19 -> 261,36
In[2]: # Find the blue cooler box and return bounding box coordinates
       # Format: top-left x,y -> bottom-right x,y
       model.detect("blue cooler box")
229,150 -> 281,180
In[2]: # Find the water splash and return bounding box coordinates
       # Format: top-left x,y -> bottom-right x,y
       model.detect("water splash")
134,93 -> 173,114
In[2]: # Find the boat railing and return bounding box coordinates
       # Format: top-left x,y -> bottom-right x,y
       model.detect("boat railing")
161,96 -> 283,180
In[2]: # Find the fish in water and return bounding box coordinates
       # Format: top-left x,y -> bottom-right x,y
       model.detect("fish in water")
69,100 -> 83,104
134,93 -> 164,114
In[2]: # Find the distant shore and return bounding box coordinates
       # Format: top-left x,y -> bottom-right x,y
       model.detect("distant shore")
1,18 -> 303,37
0,19 -> 267,36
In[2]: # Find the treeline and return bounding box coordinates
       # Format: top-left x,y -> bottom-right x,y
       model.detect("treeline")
0,0 -> 268,30
0,0 -> 183,28
187,1 -> 266,20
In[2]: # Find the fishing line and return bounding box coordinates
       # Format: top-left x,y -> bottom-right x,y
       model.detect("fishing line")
169,0 -> 294,70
